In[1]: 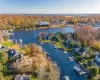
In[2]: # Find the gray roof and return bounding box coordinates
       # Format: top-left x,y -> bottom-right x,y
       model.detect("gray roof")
15,74 -> 31,80
39,21 -> 49,25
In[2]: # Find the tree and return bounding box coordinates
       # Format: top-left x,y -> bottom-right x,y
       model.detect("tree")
88,66 -> 99,78
0,72 -> 5,80
45,64 -> 60,80
34,63 -> 60,80
0,52 -> 8,64
3,65 -> 7,76
0,63 -> 3,72
29,43 -> 42,56
83,40 -> 87,47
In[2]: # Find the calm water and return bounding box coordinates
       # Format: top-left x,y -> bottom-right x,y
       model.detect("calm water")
9,27 -> 87,80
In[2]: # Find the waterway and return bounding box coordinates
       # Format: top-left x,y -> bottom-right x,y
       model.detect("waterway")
9,27 -> 87,80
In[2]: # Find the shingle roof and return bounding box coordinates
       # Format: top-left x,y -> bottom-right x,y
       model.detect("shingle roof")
15,74 -> 31,80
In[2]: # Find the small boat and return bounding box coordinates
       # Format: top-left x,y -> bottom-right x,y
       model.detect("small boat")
54,45 -> 57,49
41,42 -> 43,44
19,39 -> 23,44
68,57 -> 73,61
46,52 -> 50,56
64,76 -> 70,80
64,51 -> 67,53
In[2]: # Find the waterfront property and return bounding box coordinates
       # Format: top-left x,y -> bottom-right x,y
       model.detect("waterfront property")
7,49 -> 33,71
36,21 -> 50,27
8,49 -> 20,60
13,54 -> 32,72
73,47 -> 91,56
38,30 -> 100,79
15,74 -> 31,80
9,27 -> 87,80
64,40 -> 72,48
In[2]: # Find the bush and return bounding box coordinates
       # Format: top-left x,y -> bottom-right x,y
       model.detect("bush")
88,66 -> 99,78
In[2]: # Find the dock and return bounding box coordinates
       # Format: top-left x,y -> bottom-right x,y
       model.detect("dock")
74,66 -> 88,76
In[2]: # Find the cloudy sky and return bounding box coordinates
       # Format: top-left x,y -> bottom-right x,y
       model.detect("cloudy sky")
0,0 -> 100,14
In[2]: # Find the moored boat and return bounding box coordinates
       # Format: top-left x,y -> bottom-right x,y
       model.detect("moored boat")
64,76 -> 70,80
64,51 -> 68,54
68,57 -> 73,61
74,66 -> 87,76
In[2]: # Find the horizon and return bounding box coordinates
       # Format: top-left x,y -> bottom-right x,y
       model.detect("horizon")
0,0 -> 100,14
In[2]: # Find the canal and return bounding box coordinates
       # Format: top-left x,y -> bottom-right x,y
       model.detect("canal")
9,27 -> 87,80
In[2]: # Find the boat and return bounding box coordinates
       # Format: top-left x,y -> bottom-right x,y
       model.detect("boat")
64,51 -> 68,54
54,45 -> 57,49
19,39 -> 23,44
74,66 -> 87,76
68,57 -> 73,61
41,42 -> 43,44
64,76 -> 70,80
46,52 -> 50,56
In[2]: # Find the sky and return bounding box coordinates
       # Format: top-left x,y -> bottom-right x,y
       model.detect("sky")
0,0 -> 100,14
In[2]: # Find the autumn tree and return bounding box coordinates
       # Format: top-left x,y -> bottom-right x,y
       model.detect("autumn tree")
29,43 -> 42,56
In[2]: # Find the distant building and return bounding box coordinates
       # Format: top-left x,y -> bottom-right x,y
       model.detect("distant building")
37,21 -> 50,27
60,20 -> 65,24
15,74 -> 31,80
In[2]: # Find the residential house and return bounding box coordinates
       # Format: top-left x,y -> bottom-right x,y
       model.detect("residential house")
6,64 -> 14,71
60,20 -> 65,24
13,54 -> 32,72
95,54 -> 100,65
65,40 -> 72,48
8,49 -> 32,72
74,47 -> 90,56
8,49 -> 20,60
73,44 -> 81,48
37,21 -> 50,27
15,74 -> 31,80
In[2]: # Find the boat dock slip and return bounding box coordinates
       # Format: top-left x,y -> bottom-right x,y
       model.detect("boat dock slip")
74,66 -> 88,76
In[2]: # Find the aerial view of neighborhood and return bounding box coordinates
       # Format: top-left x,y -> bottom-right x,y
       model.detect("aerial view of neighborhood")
0,0 -> 100,80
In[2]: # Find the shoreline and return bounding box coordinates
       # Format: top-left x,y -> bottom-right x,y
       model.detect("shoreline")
0,24 -> 75,31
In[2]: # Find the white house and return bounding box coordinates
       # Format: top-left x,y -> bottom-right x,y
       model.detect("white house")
39,21 -> 50,26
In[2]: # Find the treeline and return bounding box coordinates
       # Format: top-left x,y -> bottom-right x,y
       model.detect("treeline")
0,43 -> 60,80
74,26 -> 100,50
0,14 -> 100,30
0,15 -> 65,30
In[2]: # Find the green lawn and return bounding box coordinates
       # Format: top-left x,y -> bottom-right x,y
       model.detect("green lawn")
5,76 -> 14,80
55,42 -> 64,48
41,40 -> 51,43
32,78 -> 39,80
3,42 -> 15,47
